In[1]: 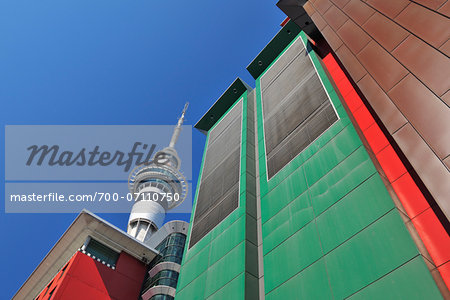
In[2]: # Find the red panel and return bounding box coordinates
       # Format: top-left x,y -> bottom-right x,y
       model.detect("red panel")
362,124 -> 389,154
115,251 -> 147,281
323,53 -> 346,82
341,89 -> 364,112
37,251 -> 147,300
336,77 -> 354,97
412,208 -> 450,266
36,254 -> 77,300
55,252 -> 111,299
56,276 -> 111,300
391,173 -> 430,218
322,53 -> 338,69
375,145 -> 407,182
332,68 -> 347,83
102,269 -> 144,300
280,17 -> 290,27
67,253 -> 110,293
438,262 -> 450,290
352,106 -> 375,131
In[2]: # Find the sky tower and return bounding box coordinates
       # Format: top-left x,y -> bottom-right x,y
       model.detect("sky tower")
15,103 -> 191,299
127,103 -> 189,244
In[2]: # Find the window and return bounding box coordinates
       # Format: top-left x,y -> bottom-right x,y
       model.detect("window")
142,269 -> 179,293
148,233 -> 186,269
84,238 -> 119,267
149,295 -> 174,300
141,233 -> 186,297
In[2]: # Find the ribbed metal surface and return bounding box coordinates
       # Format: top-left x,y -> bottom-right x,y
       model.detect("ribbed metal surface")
189,101 -> 242,248
261,38 -> 338,178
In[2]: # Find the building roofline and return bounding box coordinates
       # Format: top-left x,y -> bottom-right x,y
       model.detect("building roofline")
246,20 -> 301,79
13,210 -> 158,300
194,78 -> 251,133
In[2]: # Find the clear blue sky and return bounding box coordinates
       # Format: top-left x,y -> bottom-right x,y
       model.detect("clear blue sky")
0,1 -> 285,298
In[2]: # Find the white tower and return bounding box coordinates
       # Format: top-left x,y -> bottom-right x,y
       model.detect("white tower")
127,103 -> 189,244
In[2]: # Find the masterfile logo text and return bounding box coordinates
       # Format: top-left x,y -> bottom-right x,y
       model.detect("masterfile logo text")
26,142 -> 156,172
4,125 -> 192,213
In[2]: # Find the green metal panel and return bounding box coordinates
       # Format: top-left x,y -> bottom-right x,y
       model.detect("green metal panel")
348,256 -> 443,300
177,89 -> 259,299
254,31 -> 441,299
176,244 -> 210,290
175,271 -> 207,300
315,174 -> 395,254
309,146 -> 376,216
260,165 -> 308,222
206,272 -> 246,300
263,221 -> 323,293
302,125 -> 362,186
262,191 -> 314,255
205,241 -> 246,297
324,210 -> 422,299
208,215 -> 246,266
266,259 -> 333,300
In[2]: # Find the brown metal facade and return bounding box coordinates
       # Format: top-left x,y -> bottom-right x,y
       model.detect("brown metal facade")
301,0 -> 450,223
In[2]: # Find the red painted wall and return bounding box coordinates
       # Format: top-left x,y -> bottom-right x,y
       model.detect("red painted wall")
36,251 -> 147,300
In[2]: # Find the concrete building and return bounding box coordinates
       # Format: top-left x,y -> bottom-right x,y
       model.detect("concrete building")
176,3 -> 450,298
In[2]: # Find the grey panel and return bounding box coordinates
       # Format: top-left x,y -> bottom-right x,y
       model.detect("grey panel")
264,73 -> 328,153
261,38 -> 338,178
189,101 -> 242,248
202,117 -> 241,178
260,41 -> 305,90
262,51 -> 313,112
207,103 -> 242,145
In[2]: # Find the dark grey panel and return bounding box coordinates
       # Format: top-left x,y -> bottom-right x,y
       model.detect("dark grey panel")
189,101 -> 242,248
261,38 -> 338,178
202,117 -> 241,178
262,51 -> 314,111
264,73 -> 329,153
207,102 -> 242,145
260,41 -> 305,90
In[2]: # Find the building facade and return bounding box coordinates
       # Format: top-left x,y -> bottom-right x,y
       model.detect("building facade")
16,210 -> 154,300
20,213 -> 188,300
14,2 -> 450,299
140,221 -> 189,300
176,4 -> 450,298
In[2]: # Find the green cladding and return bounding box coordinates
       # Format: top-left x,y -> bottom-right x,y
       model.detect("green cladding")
255,32 -> 441,299
177,26 -> 442,300
176,91 -> 259,300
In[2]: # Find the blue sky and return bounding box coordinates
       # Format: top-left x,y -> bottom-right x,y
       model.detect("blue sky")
0,1 -> 285,298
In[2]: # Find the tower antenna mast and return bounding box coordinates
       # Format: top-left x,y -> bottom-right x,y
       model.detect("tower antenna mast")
169,102 -> 189,148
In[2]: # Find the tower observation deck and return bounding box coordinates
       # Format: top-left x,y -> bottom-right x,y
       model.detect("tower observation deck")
127,103 -> 189,244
